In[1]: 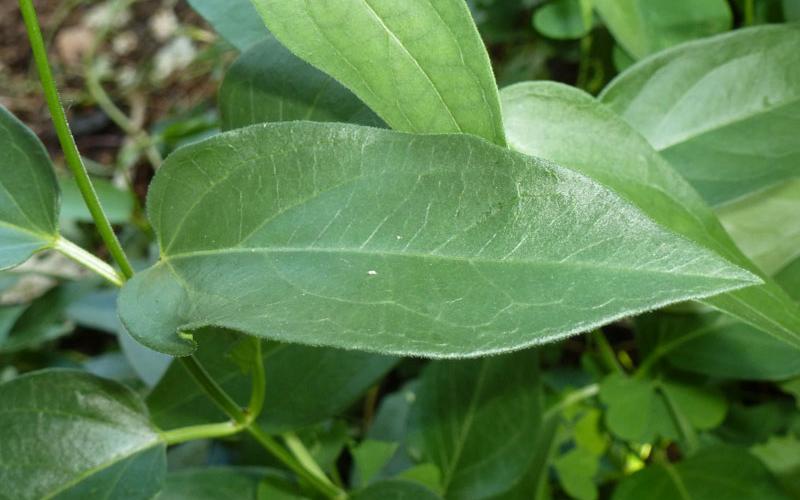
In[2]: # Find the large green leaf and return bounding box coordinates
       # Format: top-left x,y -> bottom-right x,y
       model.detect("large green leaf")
500,81 -> 800,351
187,0 -> 269,51
148,329 -> 397,432
600,25 -> 800,206
220,37 -> 382,131
0,369 -> 166,500
0,105 -> 59,270
118,122 -> 756,357
612,445 -> 788,500
412,349 -> 541,499
593,0 -> 732,59
249,0 -> 506,145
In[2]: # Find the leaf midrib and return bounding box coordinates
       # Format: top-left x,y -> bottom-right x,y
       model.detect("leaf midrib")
161,245 -> 755,282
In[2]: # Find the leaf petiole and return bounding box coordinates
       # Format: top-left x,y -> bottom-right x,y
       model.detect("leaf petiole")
52,236 -> 124,287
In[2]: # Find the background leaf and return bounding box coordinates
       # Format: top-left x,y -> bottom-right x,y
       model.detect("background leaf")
350,479 -> 442,500
612,445 -> 788,500
0,370 -> 166,500
118,122 -> 756,357
0,105 -> 59,270
412,349 -> 541,499
533,0 -> 592,40
600,25 -> 800,206
593,0 -> 732,59
250,0 -> 506,145
717,179 -> 800,276
219,37 -> 382,131
187,0 -> 269,51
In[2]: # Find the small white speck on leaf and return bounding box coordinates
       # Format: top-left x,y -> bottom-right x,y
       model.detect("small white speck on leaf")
367,270 -> 378,276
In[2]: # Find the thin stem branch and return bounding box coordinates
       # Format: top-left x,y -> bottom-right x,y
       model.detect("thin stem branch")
744,0 -> 755,26
282,432 -> 331,485
179,356 -> 247,422
160,420 -> 242,445
593,329 -> 624,374
179,356 -> 344,499
248,338 -> 266,419
19,0 -> 134,280
53,236 -> 124,287
544,383 -> 599,419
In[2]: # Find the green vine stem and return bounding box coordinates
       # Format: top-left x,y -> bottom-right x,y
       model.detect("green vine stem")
53,236 -> 124,287
179,356 -> 345,499
19,0 -> 135,280
248,338 -> 266,418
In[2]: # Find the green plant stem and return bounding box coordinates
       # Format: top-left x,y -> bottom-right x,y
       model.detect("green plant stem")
282,431 -> 332,485
593,329 -> 624,374
179,356 -> 344,499
19,0 -> 134,280
659,384 -> 699,454
544,383 -> 599,419
160,421 -> 242,445
248,338 -> 266,418
52,236 -> 124,287
744,0 -> 755,25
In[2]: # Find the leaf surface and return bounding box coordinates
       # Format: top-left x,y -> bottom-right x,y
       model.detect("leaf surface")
118,122 -> 756,357
601,25 -> 800,206
612,445 -> 788,500
220,37 -> 382,131
593,0 -> 732,59
0,106 -> 59,270
0,369 -> 165,500
500,81 -> 800,351
412,350 -> 541,499
249,0 -> 506,145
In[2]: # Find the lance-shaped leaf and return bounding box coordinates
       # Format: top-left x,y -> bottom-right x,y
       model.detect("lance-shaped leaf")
220,37 -> 382,131
0,105 -> 59,269
118,122 -> 756,357
593,0 -> 732,60
148,329 -> 397,432
187,0 -> 269,51
600,24 -> 800,206
500,81 -> 800,351
412,350 -> 542,499
249,0 -> 506,145
0,370 -> 166,500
